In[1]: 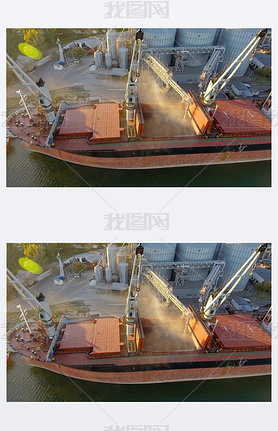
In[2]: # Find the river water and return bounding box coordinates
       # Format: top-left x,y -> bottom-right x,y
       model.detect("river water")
7,139 -> 271,187
7,353 -> 271,402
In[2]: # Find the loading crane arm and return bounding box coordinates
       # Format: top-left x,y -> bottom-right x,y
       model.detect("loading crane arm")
7,268 -> 56,338
201,28 -> 268,105
144,269 -> 193,331
201,243 -> 268,320
144,55 -> 193,108
124,243 -> 144,352
124,29 -> 144,134
6,53 -> 56,124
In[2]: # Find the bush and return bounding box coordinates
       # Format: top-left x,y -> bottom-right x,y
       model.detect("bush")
73,260 -> 87,275
72,46 -> 87,61
255,66 -> 271,78
256,281 -> 271,292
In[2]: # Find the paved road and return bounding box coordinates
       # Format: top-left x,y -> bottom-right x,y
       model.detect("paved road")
7,55 -> 127,102
7,270 -> 126,318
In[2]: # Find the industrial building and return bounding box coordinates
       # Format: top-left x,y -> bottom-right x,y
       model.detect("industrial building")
89,28 -> 270,84
90,243 -> 270,300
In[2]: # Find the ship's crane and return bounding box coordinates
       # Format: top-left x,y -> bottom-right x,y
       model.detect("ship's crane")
124,243 -> 144,353
7,268 -> 56,338
124,29 -> 144,137
6,53 -> 56,124
201,243 -> 268,320
201,28 -> 268,105
198,48 -> 225,96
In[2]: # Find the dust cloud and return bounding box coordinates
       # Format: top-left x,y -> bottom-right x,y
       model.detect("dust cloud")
138,283 -> 194,351
138,69 -> 193,137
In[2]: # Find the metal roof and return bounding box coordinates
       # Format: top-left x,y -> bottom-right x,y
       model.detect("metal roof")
58,104 -> 121,140
214,100 -> 271,134
213,314 -> 271,348
59,318 -> 121,354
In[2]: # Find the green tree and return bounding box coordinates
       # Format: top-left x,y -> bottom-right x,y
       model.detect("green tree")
7,243 -> 23,273
6,29 -> 23,59
72,46 -> 87,61
21,243 -> 47,267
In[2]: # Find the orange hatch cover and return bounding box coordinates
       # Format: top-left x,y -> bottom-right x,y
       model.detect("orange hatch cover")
213,99 -> 271,134
59,317 -> 121,354
213,314 -> 271,349
58,103 -> 121,139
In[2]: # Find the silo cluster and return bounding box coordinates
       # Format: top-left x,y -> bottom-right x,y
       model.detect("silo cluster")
175,29 -> 217,66
175,243 -> 217,281
216,243 -> 261,291
142,243 -> 177,280
217,29 -> 260,77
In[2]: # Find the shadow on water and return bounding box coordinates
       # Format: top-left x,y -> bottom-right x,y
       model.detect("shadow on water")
7,139 -> 271,187
7,354 -> 271,402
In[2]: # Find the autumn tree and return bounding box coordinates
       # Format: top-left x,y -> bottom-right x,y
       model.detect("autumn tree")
72,46 -> 87,61
73,260 -> 87,275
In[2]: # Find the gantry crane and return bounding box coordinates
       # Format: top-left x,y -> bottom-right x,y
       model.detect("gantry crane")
201,243 -> 268,320
200,28 -> 268,105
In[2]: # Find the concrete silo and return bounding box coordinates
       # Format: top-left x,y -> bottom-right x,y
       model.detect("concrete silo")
217,243 -> 261,291
142,243 -> 177,280
107,29 -> 117,60
217,28 -> 260,77
94,50 -> 103,68
105,52 -> 112,68
105,267 -> 112,283
119,46 -> 128,69
119,260 -> 129,284
94,265 -> 103,282
175,28 -> 217,66
142,28 -> 177,66
107,244 -> 117,274
175,243 -> 217,281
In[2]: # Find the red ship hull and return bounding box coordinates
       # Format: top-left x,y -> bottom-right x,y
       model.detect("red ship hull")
21,350 -> 271,384
20,136 -> 271,170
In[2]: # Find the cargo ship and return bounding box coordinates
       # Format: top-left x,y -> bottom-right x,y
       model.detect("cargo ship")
7,244 -> 271,384
6,29 -> 271,170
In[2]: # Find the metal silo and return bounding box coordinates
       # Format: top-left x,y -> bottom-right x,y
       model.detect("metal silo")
175,29 -> 217,66
107,29 -> 117,60
107,244 -> 117,273
142,28 -> 176,66
119,46 -> 128,69
94,50 -> 103,68
105,267 -> 112,283
175,243 -> 217,281
218,28 -> 260,77
116,248 -> 128,269
218,243 -> 261,291
119,260 -> 129,284
105,52 -> 112,68
94,265 -> 103,282
142,243 -> 177,280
